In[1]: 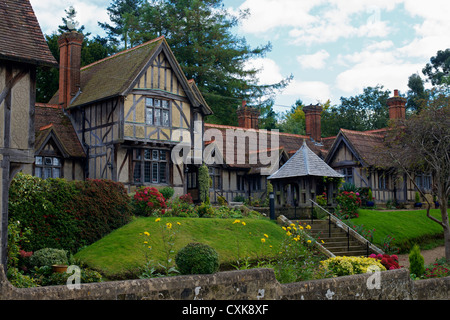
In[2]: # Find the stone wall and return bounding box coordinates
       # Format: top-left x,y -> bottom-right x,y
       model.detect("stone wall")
1,265 -> 448,300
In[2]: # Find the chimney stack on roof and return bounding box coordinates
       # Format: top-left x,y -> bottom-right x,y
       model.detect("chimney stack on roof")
387,89 -> 406,121
58,31 -> 84,109
237,100 -> 260,129
303,104 -> 323,142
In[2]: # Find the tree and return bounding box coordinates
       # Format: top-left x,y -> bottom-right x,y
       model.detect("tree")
321,86 -> 391,137
384,87 -> 450,261
99,0 -> 291,125
406,73 -> 428,114
277,99 -> 306,135
422,49 -> 450,86
98,0 -> 145,49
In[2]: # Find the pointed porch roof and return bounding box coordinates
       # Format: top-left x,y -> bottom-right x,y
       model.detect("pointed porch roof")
268,140 -> 343,180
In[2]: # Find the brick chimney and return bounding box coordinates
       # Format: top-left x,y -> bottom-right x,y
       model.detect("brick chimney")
387,89 -> 406,121
58,31 -> 84,108
303,104 -> 323,142
237,101 -> 260,129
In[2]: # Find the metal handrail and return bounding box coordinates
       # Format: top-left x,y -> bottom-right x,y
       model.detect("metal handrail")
309,199 -> 384,256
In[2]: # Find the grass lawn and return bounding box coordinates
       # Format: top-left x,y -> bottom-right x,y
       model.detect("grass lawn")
74,216 -> 287,278
350,208 -> 447,252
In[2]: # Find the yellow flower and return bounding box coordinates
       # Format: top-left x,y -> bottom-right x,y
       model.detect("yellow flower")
177,222 -> 181,225
241,221 -> 246,226
148,246 -> 152,249
321,240 -> 325,244
299,226 -> 304,230
143,241 -> 148,244
261,238 -> 266,243
287,226 -> 291,230
144,231 -> 150,236
155,218 -> 161,222
306,225 -> 311,230
233,219 -> 241,224
290,223 -> 296,227
264,234 -> 269,238
166,222 -> 172,229
307,240 -> 312,244
293,226 -> 297,231
286,231 -> 292,236
282,226 -> 286,231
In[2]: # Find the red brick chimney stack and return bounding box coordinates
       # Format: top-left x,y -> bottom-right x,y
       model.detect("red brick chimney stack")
237,100 -> 260,129
58,31 -> 84,109
387,89 -> 406,121
303,104 -> 323,142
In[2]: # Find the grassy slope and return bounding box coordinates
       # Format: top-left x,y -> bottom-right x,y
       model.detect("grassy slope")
350,209 -> 446,251
74,217 -> 287,276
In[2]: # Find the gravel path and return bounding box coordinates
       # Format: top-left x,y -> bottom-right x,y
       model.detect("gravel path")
397,246 -> 446,268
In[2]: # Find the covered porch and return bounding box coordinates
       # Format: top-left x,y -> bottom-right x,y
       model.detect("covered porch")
268,141 -> 343,210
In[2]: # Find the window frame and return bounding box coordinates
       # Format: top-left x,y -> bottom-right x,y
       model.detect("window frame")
145,97 -> 171,127
132,148 -> 169,185
34,156 -> 62,179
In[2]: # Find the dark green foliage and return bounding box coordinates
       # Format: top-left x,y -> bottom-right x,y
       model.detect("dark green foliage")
29,248 -> 69,267
198,164 -> 210,203
159,187 -> 175,200
422,48 -> 450,86
321,85 -> 391,137
99,0 -> 291,125
8,173 -> 133,253
409,244 -> 425,277
175,242 -> 219,275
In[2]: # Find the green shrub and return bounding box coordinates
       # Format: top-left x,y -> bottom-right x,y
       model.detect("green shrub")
320,256 -> 386,277
159,187 -> 175,200
175,243 -> 219,275
217,196 -> 227,206
233,195 -> 246,203
196,202 -> 216,218
198,164 -> 210,203
29,248 -> 68,267
8,173 -> 133,253
409,244 -> 425,277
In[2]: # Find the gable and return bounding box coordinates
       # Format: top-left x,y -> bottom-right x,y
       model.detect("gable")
133,50 -> 187,97
325,133 -> 362,168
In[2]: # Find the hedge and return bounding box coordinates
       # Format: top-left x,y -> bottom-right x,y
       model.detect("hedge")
8,173 -> 133,253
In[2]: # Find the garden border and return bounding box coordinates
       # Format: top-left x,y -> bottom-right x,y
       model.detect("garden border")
1,264 -> 449,300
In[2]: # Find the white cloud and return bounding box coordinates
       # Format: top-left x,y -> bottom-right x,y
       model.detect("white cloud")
30,0 -> 110,36
244,58 -> 284,85
283,80 -> 332,104
297,50 -> 330,69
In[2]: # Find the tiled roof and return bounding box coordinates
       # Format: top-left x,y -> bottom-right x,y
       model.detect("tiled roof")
326,128 -> 389,167
50,37 -> 164,107
0,0 -> 57,66
268,141 -> 343,180
203,123 -> 328,171
34,103 -> 85,158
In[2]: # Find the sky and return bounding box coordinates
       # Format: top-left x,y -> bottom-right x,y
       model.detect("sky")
30,0 -> 450,114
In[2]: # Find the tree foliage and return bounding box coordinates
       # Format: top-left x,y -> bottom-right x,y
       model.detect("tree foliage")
99,0 -> 291,125
383,87 -> 450,261
422,48 -> 450,86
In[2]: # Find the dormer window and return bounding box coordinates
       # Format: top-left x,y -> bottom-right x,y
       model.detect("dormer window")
35,156 -> 62,179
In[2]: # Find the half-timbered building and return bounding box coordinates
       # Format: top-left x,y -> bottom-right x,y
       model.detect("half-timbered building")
45,32 -> 212,196
0,0 -> 57,267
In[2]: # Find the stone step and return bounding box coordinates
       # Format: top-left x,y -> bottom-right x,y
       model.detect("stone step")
293,219 -> 377,257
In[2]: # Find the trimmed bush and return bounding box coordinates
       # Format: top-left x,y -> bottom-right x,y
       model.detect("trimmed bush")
409,244 -> 425,277
159,187 -> 175,200
320,256 -> 386,277
8,173 -> 133,253
175,243 -> 219,275
29,248 -> 68,267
